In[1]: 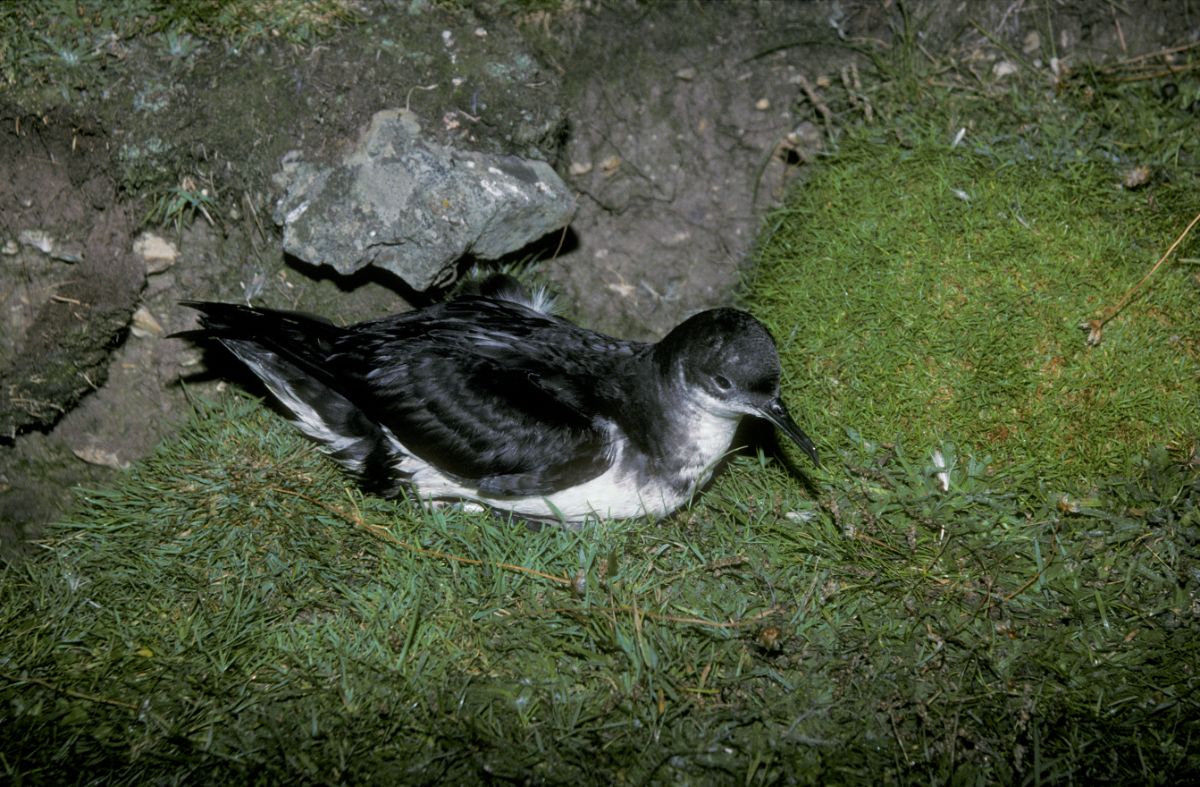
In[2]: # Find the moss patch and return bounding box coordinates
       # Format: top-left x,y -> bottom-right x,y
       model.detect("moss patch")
752,133 -> 1199,494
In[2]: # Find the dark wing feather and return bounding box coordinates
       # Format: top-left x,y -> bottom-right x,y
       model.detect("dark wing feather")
187,296 -> 641,498
332,297 -> 641,495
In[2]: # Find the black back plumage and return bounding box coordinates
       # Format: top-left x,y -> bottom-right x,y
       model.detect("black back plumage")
184,285 -> 648,498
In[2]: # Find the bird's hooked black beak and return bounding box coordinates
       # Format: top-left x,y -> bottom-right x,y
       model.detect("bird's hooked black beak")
756,397 -> 820,467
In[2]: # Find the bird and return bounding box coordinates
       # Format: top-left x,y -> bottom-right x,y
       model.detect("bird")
182,274 -> 818,525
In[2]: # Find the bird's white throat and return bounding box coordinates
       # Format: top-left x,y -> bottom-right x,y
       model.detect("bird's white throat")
670,389 -> 744,484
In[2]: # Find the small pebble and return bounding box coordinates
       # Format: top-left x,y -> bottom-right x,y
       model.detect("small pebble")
992,61 -> 1019,78
18,228 -> 54,255
1123,165 -> 1152,190
133,232 -> 178,274
131,305 -> 164,338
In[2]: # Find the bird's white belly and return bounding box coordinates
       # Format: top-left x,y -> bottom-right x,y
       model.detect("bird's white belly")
403,447 -> 678,522
396,407 -> 742,524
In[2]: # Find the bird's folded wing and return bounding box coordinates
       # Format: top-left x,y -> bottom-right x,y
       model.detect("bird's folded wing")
349,350 -> 614,496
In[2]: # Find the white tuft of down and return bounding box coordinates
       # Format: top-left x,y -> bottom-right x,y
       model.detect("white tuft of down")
490,281 -> 556,315
523,284 -> 556,315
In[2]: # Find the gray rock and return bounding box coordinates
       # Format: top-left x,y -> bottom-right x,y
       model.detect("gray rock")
274,109 -> 574,290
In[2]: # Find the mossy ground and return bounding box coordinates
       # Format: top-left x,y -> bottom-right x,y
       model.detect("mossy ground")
3,9 -> 1200,786
753,133 -> 1199,496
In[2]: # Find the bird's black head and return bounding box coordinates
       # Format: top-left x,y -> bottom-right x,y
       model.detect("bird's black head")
657,308 -> 782,399
655,308 -> 820,465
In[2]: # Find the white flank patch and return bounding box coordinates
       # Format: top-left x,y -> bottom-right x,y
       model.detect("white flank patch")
398,439 -> 675,522
232,348 -> 366,473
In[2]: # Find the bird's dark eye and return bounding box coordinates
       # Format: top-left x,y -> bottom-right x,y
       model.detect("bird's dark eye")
713,374 -> 732,391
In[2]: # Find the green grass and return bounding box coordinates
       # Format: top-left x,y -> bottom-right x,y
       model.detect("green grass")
2,392 -> 1197,783
143,175 -> 222,230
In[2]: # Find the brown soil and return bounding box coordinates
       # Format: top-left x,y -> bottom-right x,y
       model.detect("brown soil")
0,107 -> 142,435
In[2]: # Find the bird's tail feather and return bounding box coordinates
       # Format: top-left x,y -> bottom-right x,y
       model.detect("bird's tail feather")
182,302 -> 404,496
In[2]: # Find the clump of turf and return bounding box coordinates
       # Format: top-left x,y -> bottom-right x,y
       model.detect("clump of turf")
751,128 -> 1199,495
